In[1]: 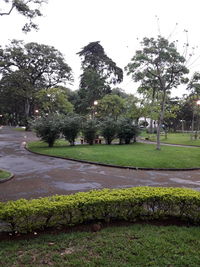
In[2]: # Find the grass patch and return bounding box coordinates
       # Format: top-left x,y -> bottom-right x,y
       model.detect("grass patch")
0,169 -> 11,180
28,141 -> 200,168
1,224 -> 200,266
142,132 -> 200,146
14,127 -> 26,132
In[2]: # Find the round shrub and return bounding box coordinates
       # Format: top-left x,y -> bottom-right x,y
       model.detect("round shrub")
99,118 -> 117,145
117,118 -> 139,144
62,115 -> 82,146
32,114 -> 62,147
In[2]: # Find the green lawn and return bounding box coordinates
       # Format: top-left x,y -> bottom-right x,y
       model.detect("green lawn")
0,169 -> 11,180
141,132 -> 200,146
14,127 -> 26,132
1,224 -> 200,266
28,141 -> 200,169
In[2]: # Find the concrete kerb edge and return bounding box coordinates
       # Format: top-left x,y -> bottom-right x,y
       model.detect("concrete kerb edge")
0,169 -> 14,183
25,144 -> 200,172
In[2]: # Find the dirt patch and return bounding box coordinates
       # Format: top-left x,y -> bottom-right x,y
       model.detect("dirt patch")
0,218 -> 193,242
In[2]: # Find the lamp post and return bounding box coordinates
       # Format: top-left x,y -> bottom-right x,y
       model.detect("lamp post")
91,100 -> 98,119
180,119 -> 184,133
35,109 -> 39,119
0,114 -> 2,126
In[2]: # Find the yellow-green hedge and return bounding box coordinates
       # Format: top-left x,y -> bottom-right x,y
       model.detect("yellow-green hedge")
0,187 -> 200,233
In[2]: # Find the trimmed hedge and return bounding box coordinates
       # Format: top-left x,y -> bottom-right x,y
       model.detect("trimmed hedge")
0,187 -> 200,233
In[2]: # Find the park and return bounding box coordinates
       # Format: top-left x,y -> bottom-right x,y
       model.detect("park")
1,0 -> 200,266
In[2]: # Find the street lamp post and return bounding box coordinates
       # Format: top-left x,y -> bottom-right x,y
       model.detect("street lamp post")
180,119 -> 184,133
0,114 -> 3,126
91,100 -> 98,119
35,109 -> 39,119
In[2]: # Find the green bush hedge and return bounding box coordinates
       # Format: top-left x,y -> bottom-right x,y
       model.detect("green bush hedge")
0,187 -> 200,233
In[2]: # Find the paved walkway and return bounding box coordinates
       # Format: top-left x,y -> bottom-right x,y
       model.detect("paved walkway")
138,138 -> 200,148
1,126 -> 200,201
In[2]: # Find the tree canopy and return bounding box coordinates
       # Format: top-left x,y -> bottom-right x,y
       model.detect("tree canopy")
0,40 -> 72,125
0,0 -> 47,32
76,41 -> 123,114
126,36 -> 189,149
97,94 -> 125,120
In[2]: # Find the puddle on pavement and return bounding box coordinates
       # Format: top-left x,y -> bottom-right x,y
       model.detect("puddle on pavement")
53,181 -> 102,191
76,164 -> 98,171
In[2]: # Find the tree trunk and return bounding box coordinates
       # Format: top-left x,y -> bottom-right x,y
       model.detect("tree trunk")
119,138 -> 123,145
164,131 -> 167,140
149,88 -> 156,134
156,90 -> 167,150
25,98 -> 31,130
156,120 -> 161,150
25,98 -> 30,119
191,110 -> 195,141
70,141 -> 75,146
149,118 -> 153,134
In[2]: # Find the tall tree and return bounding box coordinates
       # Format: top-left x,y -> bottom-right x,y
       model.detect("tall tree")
126,36 -> 189,150
0,0 -> 47,32
0,40 -> 72,124
76,41 -> 123,114
186,72 -> 200,139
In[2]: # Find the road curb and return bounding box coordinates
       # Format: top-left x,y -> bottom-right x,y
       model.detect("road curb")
25,145 -> 200,172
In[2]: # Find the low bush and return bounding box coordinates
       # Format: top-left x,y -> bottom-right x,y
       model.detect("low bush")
0,187 -> 200,233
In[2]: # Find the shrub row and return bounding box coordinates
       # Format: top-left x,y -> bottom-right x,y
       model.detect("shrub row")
32,114 -> 139,147
0,187 -> 200,233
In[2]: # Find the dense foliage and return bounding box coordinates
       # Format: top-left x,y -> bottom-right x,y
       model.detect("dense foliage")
62,115 -> 82,146
99,118 -> 118,144
32,114 -> 62,147
76,41 -> 123,114
82,119 -> 98,145
117,118 -> 139,144
0,0 -> 47,32
126,36 -> 189,149
0,40 -> 72,126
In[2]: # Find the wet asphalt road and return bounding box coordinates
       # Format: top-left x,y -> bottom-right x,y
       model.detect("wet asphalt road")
1,126 -> 200,201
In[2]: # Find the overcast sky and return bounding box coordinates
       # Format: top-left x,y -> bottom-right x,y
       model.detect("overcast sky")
1,0 -> 200,97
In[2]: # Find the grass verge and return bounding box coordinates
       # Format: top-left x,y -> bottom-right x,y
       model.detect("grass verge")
28,141 -> 200,169
142,132 -> 200,146
1,224 -> 200,266
0,169 -> 12,180
14,127 -> 26,132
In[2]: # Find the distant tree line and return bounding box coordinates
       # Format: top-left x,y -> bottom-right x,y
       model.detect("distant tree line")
1,37 -> 200,150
